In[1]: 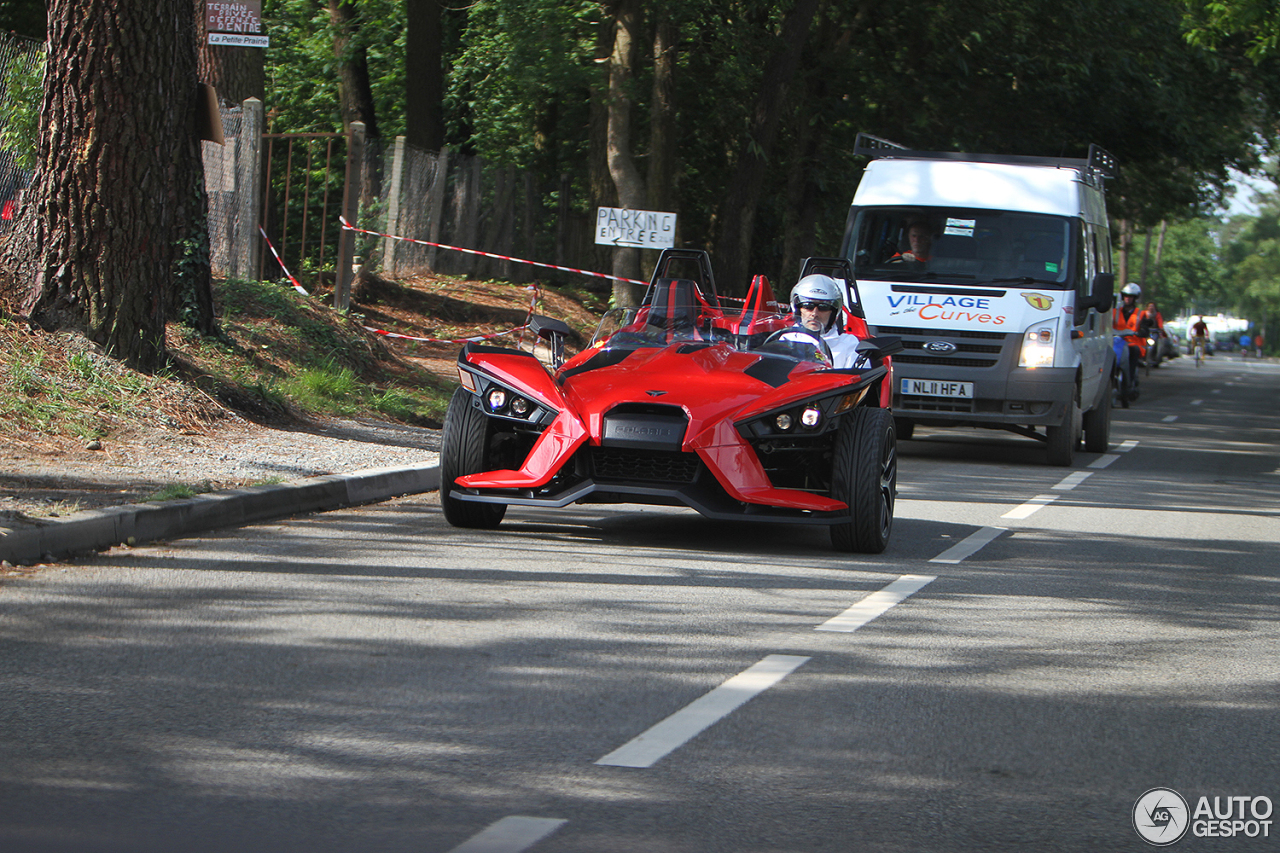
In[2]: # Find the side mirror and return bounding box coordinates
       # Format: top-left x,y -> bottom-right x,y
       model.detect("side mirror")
529,314 -> 573,369
1074,272 -> 1115,323
856,335 -> 904,360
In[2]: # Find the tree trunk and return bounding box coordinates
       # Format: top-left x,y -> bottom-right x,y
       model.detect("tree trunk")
405,0 -> 445,151
1116,218 -> 1132,287
328,0 -> 380,138
646,9 -> 677,279
15,0 -> 211,371
606,0 -> 645,307
194,0 -> 264,105
713,0 -> 821,295
586,14 -> 615,282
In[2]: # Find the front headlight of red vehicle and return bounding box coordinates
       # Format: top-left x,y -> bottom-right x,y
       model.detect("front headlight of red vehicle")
739,392 -> 861,438
460,368 -> 555,425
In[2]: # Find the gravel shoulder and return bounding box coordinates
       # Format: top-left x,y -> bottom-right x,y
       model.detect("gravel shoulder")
1,415 -> 441,532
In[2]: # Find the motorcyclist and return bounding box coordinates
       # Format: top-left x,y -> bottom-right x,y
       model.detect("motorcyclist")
1111,282 -> 1144,398
1112,282 -> 1142,335
790,274 -> 865,369
1137,301 -> 1167,366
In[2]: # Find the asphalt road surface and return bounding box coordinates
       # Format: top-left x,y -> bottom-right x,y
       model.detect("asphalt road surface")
3,353 -> 1278,853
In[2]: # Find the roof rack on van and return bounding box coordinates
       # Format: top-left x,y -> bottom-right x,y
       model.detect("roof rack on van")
853,133 -> 1116,182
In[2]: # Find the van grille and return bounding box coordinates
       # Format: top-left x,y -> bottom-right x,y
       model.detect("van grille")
874,325 -> 1013,369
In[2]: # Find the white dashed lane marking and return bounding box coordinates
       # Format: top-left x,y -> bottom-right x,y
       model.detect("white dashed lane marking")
446,816 -> 568,853
815,574 -> 935,633
596,654 -> 811,769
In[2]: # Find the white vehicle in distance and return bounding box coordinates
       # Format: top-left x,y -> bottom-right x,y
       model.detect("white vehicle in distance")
839,134 -> 1118,466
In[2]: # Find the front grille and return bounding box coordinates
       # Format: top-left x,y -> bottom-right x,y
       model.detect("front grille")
589,447 -> 701,484
874,325 -> 1013,369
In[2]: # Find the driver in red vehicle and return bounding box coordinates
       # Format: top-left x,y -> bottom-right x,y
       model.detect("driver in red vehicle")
791,274 -> 866,369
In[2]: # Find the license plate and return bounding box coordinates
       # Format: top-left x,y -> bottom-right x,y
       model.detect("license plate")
900,378 -> 974,398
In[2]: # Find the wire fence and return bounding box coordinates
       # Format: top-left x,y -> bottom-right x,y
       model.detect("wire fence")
0,29 -> 613,292
0,30 -> 43,234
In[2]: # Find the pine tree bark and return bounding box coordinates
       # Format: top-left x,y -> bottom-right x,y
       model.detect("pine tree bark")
14,0 -> 211,371
606,0 -> 646,307
329,0 -> 380,138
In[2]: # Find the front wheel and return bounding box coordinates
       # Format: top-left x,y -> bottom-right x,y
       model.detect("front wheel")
1082,379 -> 1111,454
440,386 -> 507,529
1045,388 -> 1081,467
830,408 -> 897,554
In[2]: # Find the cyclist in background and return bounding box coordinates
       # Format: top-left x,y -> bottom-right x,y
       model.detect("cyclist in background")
1190,316 -> 1209,366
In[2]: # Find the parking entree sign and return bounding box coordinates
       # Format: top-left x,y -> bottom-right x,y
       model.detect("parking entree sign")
207,2 -> 269,48
595,207 -> 676,249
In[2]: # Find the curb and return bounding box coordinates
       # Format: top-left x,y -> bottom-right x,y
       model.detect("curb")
0,463 -> 441,566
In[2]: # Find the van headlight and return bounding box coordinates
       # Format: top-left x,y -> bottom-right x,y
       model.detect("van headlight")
1019,322 -> 1056,369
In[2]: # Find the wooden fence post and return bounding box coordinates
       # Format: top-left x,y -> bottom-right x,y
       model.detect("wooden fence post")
335,121 -> 366,311
235,97 -> 263,281
383,135 -> 406,278
426,146 -> 449,272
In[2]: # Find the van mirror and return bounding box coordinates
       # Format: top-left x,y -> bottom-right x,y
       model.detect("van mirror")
1091,272 -> 1115,310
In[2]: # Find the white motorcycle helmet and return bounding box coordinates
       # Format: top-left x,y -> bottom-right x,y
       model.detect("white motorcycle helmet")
790,274 -> 844,333
1120,282 -> 1141,299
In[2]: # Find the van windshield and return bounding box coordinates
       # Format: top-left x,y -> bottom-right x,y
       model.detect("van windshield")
848,207 -> 1074,288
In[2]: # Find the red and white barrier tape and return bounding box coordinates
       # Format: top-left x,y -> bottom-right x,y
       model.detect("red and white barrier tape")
339,216 -> 648,286
260,226 -> 311,296
259,225 -> 548,346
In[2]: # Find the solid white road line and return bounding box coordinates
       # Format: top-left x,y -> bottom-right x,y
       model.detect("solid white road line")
1002,494 -> 1059,519
815,574 -> 935,633
1053,471 -> 1093,490
929,526 -> 1006,564
595,654 -> 811,769
447,816 -> 568,853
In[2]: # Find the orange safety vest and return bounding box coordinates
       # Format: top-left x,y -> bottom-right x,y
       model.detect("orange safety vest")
1113,304 -> 1140,333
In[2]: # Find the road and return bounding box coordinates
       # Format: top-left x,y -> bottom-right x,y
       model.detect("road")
2,354 -> 1278,852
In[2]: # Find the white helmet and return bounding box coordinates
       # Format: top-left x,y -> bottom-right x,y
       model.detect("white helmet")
790,274 -> 844,332
1121,282 -> 1141,298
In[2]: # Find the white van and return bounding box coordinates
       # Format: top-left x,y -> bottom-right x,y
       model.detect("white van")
839,134 -> 1117,466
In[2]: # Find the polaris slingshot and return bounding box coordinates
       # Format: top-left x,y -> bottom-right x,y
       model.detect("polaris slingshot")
439,249 -> 904,553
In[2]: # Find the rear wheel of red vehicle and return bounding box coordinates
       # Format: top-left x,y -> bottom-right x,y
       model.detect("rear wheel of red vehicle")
830,407 -> 896,554
440,387 -> 507,529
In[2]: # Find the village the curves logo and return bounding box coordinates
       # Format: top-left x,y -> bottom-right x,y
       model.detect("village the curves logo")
1134,788 -> 1190,845
1023,292 -> 1055,311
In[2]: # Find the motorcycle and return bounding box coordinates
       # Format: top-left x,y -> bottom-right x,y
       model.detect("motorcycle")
1142,326 -> 1168,371
1112,334 -> 1141,407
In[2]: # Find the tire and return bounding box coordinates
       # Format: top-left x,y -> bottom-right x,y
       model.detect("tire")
1045,387 -> 1080,467
894,417 -> 915,441
1118,366 -> 1131,408
830,407 -> 897,554
1082,377 -> 1111,454
440,386 -> 507,529
1127,350 -> 1141,403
